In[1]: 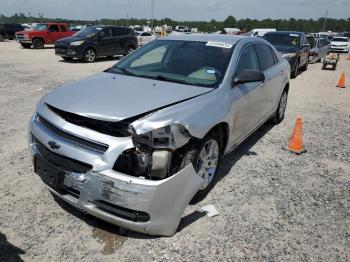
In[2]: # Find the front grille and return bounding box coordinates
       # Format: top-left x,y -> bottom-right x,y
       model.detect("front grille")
46,104 -> 132,137
93,200 -> 150,222
33,136 -> 92,173
38,115 -> 109,153
16,34 -> 25,40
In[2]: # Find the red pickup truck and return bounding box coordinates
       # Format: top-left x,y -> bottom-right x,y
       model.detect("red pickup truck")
16,23 -> 74,49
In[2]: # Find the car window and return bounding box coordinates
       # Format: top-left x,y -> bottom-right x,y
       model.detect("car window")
113,27 -> 131,36
143,32 -> 152,36
48,25 -> 59,32
130,46 -> 167,67
254,44 -> 276,71
235,45 -> 259,76
102,28 -> 113,38
59,25 -> 67,32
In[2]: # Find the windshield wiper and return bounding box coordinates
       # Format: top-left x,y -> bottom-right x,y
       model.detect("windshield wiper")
144,74 -> 199,86
110,67 -> 136,76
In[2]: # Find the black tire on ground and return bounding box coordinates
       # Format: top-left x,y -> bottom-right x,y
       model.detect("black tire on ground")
20,43 -> 32,48
0,34 -> 4,42
62,57 -> 73,61
291,59 -> 299,78
83,48 -> 97,63
301,57 -> 309,71
179,129 -> 223,202
123,46 -> 136,56
270,88 -> 288,125
32,38 -> 44,49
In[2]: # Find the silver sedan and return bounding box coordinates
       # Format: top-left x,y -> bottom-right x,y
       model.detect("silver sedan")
28,34 -> 290,236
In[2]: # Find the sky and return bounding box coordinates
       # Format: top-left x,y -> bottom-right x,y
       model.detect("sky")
0,0 -> 349,21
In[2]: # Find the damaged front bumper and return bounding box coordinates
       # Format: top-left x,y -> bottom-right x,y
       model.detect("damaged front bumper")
29,111 -> 203,236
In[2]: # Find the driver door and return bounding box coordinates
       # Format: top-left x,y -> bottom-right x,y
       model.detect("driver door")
47,24 -> 61,44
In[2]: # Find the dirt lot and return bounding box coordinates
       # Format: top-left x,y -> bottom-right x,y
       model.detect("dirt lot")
0,41 -> 349,261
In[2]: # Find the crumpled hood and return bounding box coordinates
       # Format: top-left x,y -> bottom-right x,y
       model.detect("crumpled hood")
43,72 -> 211,122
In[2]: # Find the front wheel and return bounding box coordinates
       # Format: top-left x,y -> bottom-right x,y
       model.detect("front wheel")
180,131 -> 223,201
271,89 -> 288,124
83,48 -> 96,63
301,57 -> 309,71
291,59 -> 299,78
32,38 -> 44,49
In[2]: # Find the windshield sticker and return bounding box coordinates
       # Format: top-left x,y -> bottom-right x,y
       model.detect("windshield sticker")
291,39 -> 298,46
206,69 -> 216,74
206,42 -> 233,49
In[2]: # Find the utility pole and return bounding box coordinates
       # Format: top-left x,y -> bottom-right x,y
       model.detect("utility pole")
322,10 -> 328,32
38,13 -> 44,24
28,12 -> 31,23
151,0 -> 154,32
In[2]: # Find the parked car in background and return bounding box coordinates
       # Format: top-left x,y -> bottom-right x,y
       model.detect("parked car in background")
0,23 -> 24,41
55,25 -> 138,62
15,23 -> 74,49
330,37 -> 350,53
264,31 -> 310,78
29,34 -> 290,236
308,37 -> 330,63
246,28 -> 276,37
137,31 -> 157,46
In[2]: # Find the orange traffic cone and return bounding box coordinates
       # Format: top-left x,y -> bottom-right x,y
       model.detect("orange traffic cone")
347,54 -> 350,60
287,116 -> 306,154
337,73 -> 346,88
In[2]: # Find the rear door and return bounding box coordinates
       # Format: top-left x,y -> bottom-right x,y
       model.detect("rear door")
254,43 -> 283,116
97,27 -> 114,56
59,24 -> 71,38
111,27 -> 124,54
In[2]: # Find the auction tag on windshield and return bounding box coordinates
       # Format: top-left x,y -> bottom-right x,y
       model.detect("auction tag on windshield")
206,42 -> 233,49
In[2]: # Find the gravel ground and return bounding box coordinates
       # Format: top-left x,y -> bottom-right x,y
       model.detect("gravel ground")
0,41 -> 349,261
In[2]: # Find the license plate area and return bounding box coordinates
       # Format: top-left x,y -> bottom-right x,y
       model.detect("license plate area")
34,155 -> 67,191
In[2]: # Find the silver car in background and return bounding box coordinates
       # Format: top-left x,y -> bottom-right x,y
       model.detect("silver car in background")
28,35 -> 290,236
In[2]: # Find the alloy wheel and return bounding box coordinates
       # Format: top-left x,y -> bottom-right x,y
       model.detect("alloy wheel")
196,139 -> 219,190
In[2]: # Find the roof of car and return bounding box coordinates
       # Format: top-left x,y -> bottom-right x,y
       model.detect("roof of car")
161,34 -> 249,45
265,31 -> 303,35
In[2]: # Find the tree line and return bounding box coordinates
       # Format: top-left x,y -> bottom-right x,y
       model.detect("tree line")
1,13 -> 350,33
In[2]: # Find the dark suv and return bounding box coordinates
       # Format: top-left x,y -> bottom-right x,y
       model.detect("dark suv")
263,31 -> 310,78
55,25 -> 138,62
0,23 -> 24,41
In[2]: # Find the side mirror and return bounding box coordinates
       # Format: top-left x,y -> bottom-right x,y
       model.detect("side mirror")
233,69 -> 265,86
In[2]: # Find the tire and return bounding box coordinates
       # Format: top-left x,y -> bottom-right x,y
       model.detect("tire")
83,48 -> 96,63
179,130 -> 223,202
123,46 -> 136,56
270,88 -> 288,125
291,59 -> 299,78
20,43 -> 32,48
301,57 -> 309,71
32,38 -> 44,49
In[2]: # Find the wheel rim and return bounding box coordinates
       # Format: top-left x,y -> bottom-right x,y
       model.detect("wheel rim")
85,50 -> 95,62
127,47 -> 134,54
196,139 -> 219,190
279,91 -> 287,119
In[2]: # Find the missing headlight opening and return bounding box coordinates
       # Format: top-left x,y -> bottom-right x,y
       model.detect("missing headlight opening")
113,124 -> 192,180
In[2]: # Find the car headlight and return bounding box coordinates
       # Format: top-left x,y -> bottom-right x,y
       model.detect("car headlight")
282,53 -> 297,58
70,40 -> 84,46
130,124 -> 191,150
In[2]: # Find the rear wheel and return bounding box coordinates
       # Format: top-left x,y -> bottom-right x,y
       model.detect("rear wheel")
32,38 -> 44,49
291,59 -> 299,78
124,46 -> 135,56
20,43 -> 32,48
271,88 -> 288,124
179,131 -> 223,201
83,48 -> 96,63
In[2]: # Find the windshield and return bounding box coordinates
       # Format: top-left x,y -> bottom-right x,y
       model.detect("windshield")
73,26 -> 102,38
264,34 -> 300,49
107,40 -> 234,88
33,24 -> 48,31
331,38 -> 348,42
